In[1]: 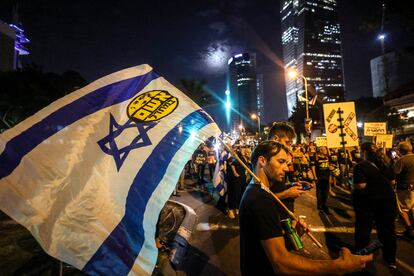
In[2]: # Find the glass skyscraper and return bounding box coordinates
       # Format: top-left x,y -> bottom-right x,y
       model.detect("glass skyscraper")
227,53 -> 259,132
280,0 -> 345,117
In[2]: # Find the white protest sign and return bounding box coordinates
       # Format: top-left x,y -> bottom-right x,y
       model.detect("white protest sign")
323,102 -> 359,148
364,122 -> 387,136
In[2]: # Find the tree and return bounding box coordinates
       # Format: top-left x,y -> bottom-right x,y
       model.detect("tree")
288,102 -> 321,140
354,96 -> 386,122
177,79 -> 216,108
0,66 -> 87,132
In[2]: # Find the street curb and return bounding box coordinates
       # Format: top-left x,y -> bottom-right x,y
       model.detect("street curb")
167,199 -> 198,269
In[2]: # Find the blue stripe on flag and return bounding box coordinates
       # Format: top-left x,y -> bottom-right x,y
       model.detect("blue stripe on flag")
0,70 -> 159,180
83,109 -> 214,275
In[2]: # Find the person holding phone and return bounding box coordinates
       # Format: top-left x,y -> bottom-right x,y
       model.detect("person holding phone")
353,142 -> 397,269
239,141 -> 373,275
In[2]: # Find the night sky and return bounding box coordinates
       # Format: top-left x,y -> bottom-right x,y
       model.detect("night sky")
1,0 -> 413,124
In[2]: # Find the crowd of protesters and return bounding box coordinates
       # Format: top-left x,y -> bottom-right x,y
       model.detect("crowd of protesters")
178,121 -> 414,274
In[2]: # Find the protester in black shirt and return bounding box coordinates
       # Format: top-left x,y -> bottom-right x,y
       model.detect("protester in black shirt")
227,146 -> 248,219
313,146 -> 333,214
353,142 -> 397,269
192,144 -> 207,187
239,141 -> 372,275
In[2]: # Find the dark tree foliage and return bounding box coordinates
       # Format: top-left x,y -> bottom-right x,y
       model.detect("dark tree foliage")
0,65 -> 87,131
177,79 -> 216,108
288,103 -> 321,139
354,96 -> 386,122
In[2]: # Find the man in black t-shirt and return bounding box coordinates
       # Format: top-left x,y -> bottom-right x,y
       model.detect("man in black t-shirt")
239,141 -> 372,275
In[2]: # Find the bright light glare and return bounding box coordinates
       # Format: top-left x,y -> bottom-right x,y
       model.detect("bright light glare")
357,122 -> 363,128
225,100 -> 231,109
378,34 -> 386,40
190,130 -> 196,138
225,89 -> 230,96
251,114 -> 257,119
288,70 -> 297,79
214,143 -> 220,152
239,124 -> 243,130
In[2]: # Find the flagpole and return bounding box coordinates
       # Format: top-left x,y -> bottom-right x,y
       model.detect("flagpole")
217,137 -> 323,248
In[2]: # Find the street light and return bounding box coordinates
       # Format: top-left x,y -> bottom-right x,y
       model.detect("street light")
378,33 -> 386,54
251,113 -> 261,137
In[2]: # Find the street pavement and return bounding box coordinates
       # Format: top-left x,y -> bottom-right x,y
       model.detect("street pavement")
159,177 -> 414,276
1,175 -> 413,275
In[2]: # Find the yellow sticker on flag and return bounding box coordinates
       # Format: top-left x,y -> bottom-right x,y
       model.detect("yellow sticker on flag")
127,90 -> 179,122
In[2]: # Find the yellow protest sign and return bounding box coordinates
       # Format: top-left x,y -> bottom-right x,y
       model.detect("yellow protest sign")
315,137 -> 327,147
364,122 -> 387,136
375,134 -> 393,149
323,102 -> 359,148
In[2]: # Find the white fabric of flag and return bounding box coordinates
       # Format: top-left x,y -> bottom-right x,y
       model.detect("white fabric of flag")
0,65 -> 220,275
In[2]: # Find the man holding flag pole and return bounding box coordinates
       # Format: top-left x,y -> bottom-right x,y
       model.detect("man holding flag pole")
238,140 -> 373,275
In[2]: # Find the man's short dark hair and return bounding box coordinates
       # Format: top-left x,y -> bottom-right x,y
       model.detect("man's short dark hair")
267,121 -> 296,140
251,141 -> 289,167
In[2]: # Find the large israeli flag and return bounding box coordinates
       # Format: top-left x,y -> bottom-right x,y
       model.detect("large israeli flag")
0,65 -> 220,275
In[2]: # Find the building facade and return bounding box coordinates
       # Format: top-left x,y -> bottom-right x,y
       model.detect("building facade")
280,0 -> 345,117
0,19 -> 29,72
256,73 -> 265,118
227,53 -> 259,133
371,49 -> 414,98
0,20 -> 15,71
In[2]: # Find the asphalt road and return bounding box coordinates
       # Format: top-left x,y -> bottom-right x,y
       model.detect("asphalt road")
168,179 -> 414,276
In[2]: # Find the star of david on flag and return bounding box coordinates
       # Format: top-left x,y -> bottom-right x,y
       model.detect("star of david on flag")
97,114 -> 157,171
0,65 -> 220,275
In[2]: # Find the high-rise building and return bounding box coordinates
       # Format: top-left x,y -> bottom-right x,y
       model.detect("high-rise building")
280,0 -> 345,117
0,20 -> 15,71
371,49 -> 414,97
0,19 -> 29,71
256,73 -> 265,118
227,53 -> 259,132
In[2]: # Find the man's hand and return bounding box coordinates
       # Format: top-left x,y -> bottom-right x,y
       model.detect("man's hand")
336,247 -> 373,273
291,217 -> 309,237
297,180 -> 313,189
280,186 -> 305,199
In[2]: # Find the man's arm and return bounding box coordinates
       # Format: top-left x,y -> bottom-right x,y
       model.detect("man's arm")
261,236 -> 372,275
393,158 -> 403,175
276,186 -> 304,199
